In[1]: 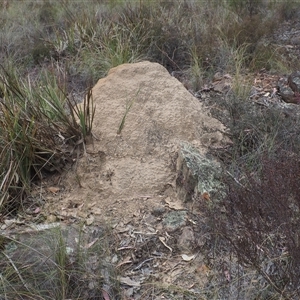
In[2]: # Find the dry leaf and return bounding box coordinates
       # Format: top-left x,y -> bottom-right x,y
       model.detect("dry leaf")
181,254 -> 195,261
119,277 -> 141,287
165,197 -> 184,210
92,207 -> 102,215
187,218 -> 196,225
201,192 -> 210,201
159,236 -> 172,252
47,186 -> 60,194
77,203 -> 84,210
196,264 -> 210,275
224,270 -> 231,282
33,207 -> 41,214
102,289 -> 110,300
85,238 -> 98,249
87,202 -> 97,208
116,256 -> 132,268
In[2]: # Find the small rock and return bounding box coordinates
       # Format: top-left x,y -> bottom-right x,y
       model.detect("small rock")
111,254 -> 118,264
279,86 -> 296,103
288,71 -> 300,92
46,214 -> 57,223
88,281 -> 96,290
290,36 -> 300,45
213,72 -> 222,82
211,73 -> 232,93
178,226 -> 195,252
143,213 -> 157,225
278,74 -> 300,104
176,142 -> 225,202
86,215 -> 95,226
124,287 -> 134,297
151,206 -> 166,217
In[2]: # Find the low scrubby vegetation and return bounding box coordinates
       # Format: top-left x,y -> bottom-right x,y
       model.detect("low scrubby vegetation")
0,224 -> 118,299
199,151 -> 300,299
0,66 -> 94,213
1,0 -> 300,298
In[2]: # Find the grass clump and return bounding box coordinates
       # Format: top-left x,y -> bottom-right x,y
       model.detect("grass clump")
217,84 -> 300,171
0,64 -> 94,214
0,0 -> 291,93
0,224 -> 119,299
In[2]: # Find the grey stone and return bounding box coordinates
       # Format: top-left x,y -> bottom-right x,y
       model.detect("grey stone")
177,226 -> 195,252
278,72 -> 300,104
288,71 -> 300,93
151,206 -> 166,217
279,85 -> 296,103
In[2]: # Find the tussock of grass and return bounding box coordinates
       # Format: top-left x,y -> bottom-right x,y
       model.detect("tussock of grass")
0,224 -> 118,299
0,64 -> 94,213
1,0 -> 294,90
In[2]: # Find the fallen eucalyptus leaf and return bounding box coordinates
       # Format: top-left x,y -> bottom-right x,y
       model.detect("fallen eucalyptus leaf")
119,276 -> 140,287
181,254 -> 195,261
159,236 -> 172,252
47,186 -> 60,194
